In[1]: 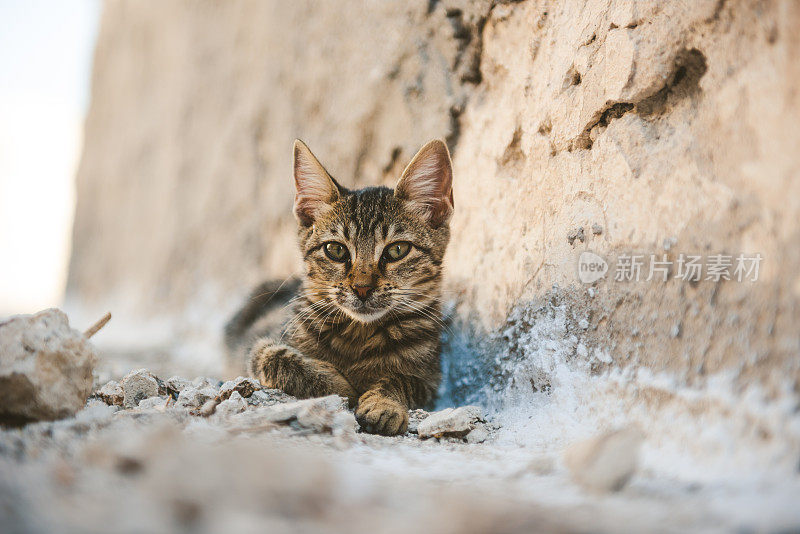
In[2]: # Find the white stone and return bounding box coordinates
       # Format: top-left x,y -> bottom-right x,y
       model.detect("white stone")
416,406 -> 484,439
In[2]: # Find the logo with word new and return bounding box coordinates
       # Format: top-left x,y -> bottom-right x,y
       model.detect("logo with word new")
578,251 -> 608,284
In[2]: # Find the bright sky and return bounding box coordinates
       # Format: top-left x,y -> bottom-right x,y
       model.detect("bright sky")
0,0 -> 101,315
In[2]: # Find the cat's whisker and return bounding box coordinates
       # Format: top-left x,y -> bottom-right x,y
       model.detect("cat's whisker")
393,298 -> 451,333
279,298 -> 332,341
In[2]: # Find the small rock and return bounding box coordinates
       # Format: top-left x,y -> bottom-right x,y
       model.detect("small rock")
245,388 -> 296,407
215,391 -> 247,417
137,396 -> 169,411
192,377 -> 218,389
165,376 -> 191,397
218,376 -> 260,401
564,427 -> 644,492
417,406 -> 484,439
96,380 -> 124,406
120,369 -> 164,409
295,400 -> 355,434
176,386 -> 217,410
407,409 -> 430,434
247,389 -> 270,406
264,395 -> 346,424
0,308 -> 96,424
465,422 -> 490,444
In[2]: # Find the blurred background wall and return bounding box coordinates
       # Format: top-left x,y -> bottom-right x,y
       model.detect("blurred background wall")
66,0 -> 799,405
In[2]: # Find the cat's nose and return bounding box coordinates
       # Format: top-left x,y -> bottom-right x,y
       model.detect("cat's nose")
351,284 -> 375,301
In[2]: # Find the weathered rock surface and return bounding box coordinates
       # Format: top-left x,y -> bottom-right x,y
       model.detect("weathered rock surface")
564,427 -> 644,493
0,309 -> 96,424
417,406 -> 484,439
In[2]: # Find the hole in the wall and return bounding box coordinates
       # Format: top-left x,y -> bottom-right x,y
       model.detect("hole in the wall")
537,118 -> 552,136
499,126 -> 524,168
638,48 -> 708,116
562,65 -> 582,91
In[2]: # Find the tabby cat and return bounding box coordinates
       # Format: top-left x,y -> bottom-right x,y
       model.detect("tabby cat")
225,139 -> 453,436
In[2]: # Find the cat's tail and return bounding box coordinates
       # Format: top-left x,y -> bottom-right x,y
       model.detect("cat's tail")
223,277 -> 301,375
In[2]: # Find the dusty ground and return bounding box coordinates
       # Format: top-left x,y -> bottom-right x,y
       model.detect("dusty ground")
2,353 -> 799,534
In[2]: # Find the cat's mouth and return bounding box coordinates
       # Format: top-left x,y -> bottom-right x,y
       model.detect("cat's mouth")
341,307 -> 390,323
338,300 -> 391,323
334,290 -> 393,323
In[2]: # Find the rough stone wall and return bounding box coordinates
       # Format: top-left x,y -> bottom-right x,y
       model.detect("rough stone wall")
447,0 -> 800,398
70,0 -> 800,397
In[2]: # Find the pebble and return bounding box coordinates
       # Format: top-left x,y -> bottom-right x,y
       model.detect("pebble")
120,369 -> 164,409
137,396 -> 169,411
176,386 -> 217,410
97,380 -> 124,406
465,423 -> 490,444
417,406 -> 484,439
218,376 -> 260,401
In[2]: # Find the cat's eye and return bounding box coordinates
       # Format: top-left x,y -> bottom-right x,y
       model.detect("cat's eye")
383,241 -> 411,262
323,242 -> 349,262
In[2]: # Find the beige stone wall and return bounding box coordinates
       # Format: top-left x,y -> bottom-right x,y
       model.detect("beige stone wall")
447,0 -> 800,395
70,0 -> 800,393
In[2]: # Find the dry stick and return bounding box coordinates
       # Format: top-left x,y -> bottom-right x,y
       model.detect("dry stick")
84,312 -> 112,338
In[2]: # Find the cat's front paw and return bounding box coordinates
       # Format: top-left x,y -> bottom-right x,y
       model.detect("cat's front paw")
355,392 -> 409,436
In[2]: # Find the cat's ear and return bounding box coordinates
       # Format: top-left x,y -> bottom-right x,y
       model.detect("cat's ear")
293,139 -> 340,226
395,139 -> 454,227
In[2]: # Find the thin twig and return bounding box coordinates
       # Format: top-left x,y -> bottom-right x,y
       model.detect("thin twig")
84,312 -> 111,338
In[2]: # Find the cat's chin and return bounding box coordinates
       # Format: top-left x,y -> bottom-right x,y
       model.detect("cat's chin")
340,306 -> 390,324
